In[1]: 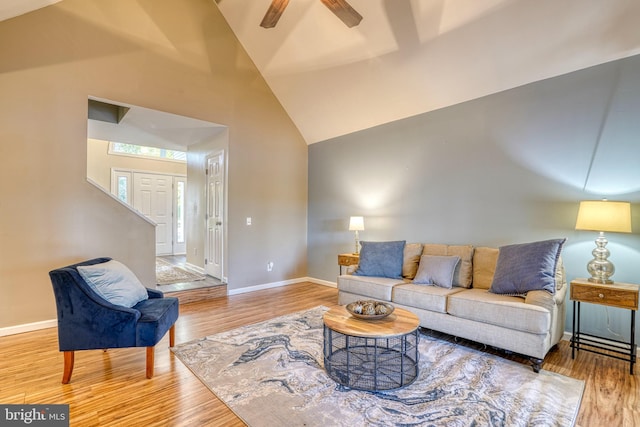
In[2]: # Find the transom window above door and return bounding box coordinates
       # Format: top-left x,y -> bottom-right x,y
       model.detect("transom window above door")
109,142 -> 186,163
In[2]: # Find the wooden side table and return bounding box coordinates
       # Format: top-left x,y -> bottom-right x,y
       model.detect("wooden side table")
570,278 -> 640,374
338,253 -> 359,275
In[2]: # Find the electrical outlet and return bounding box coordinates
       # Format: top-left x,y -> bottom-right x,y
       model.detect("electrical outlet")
267,261 -> 274,272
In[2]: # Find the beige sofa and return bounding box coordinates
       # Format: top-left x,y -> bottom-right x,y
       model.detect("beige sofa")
337,243 -> 566,372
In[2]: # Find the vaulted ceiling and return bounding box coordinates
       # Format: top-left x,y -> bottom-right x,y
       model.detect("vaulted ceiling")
2,0 -> 640,145
217,0 -> 640,144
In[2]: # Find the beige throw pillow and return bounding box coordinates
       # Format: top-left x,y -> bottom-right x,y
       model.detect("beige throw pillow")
472,246 -> 499,289
402,243 -> 423,279
422,244 -> 474,288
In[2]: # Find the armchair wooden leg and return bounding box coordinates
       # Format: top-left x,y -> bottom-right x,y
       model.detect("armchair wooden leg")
62,351 -> 74,384
169,324 -> 175,347
146,346 -> 154,379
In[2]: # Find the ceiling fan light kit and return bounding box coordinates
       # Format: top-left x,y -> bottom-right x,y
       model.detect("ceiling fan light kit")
260,0 -> 362,29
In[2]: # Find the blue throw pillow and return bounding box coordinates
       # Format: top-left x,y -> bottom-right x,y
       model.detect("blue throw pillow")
490,238 -> 566,295
354,241 -> 406,279
77,260 -> 149,307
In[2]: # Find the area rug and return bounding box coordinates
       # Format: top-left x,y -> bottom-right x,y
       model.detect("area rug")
171,306 -> 584,426
155,258 -> 206,285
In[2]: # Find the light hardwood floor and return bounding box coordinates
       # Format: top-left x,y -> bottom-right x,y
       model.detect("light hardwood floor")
1,282 -> 637,426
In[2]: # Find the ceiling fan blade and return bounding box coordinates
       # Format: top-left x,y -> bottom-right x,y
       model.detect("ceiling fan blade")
260,0 -> 290,28
320,0 -> 363,28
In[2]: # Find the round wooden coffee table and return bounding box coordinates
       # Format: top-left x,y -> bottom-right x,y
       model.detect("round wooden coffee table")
323,305 -> 420,391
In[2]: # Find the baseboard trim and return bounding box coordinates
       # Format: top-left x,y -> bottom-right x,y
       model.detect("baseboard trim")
0,319 -> 57,337
185,262 -> 205,275
227,277 -> 336,295
306,277 -> 337,288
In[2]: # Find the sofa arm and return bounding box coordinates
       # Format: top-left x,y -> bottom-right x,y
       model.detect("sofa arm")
553,282 -> 567,305
525,284 -> 566,312
525,290 -> 555,312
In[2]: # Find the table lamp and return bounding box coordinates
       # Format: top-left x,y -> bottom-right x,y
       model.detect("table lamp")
349,216 -> 364,254
575,200 -> 632,284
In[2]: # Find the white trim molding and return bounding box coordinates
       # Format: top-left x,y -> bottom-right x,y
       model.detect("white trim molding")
0,319 -> 57,337
306,277 -> 337,288
227,277 -> 336,296
185,262 -> 205,275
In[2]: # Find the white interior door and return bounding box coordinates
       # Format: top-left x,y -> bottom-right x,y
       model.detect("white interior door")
206,150 -> 224,279
133,173 -> 173,255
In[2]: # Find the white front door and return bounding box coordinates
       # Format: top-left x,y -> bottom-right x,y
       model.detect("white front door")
205,150 -> 224,279
133,173 -> 173,255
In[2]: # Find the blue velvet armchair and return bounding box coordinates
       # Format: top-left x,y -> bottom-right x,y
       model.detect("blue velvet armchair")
49,257 -> 179,383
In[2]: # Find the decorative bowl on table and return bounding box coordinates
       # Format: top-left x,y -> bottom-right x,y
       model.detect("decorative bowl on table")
346,300 -> 395,320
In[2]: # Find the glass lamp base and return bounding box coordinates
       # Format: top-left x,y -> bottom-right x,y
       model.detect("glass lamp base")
586,232 -> 615,284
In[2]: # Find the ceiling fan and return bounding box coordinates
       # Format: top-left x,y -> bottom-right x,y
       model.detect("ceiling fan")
260,0 -> 363,29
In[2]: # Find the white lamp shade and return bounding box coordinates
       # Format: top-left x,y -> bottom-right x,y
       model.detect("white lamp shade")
575,200 -> 632,233
349,216 -> 364,231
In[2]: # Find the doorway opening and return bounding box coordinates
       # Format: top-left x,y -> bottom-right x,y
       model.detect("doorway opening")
86,97 -> 229,286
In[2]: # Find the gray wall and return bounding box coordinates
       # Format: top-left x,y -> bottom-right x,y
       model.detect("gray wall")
309,54 -> 640,342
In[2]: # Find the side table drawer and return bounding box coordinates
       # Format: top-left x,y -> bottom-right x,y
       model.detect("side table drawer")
338,254 -> 359,267
570,282 -> 639,310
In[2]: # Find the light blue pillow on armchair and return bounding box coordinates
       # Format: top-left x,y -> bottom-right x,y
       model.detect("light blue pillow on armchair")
490,238 -> 566,295
77,260 -> 149,307
354,241 -> 406,279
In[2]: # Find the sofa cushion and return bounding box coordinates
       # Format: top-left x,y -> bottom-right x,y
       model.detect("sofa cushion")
337,275 -> 405,301
134,296 -> 180,347
402,243 -> 423,280
354,241 -> 406,279
413,255 -> 460,288
472,246 -> 499,290
77,260 -> 149,308
447,289 -> 551,334
393,283 -> 465,314
422,244 -> 474,288
490,238 -> 566,295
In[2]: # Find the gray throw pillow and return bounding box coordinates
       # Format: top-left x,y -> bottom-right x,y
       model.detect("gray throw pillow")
413,255 -> 461,288
353,241 -> 406,279
489,238 -> 566,295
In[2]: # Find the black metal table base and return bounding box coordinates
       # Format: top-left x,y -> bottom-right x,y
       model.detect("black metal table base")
323,325 -> 419,391
571,300 -> 636,374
